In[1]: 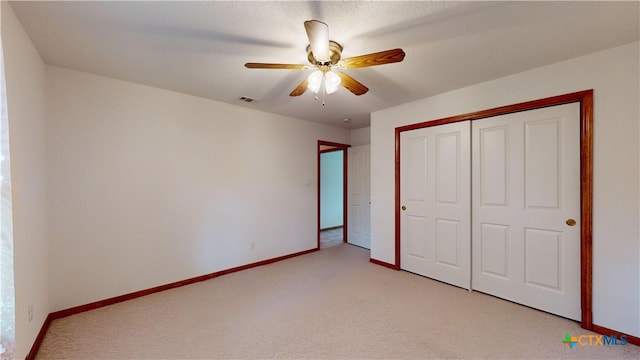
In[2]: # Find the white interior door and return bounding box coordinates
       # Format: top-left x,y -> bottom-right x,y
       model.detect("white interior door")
348,145 -> 371,249
400,121 -> 471,289
471,103 -> 581,320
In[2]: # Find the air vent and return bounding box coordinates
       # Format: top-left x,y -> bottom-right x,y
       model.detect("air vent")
239,96 -> 255,103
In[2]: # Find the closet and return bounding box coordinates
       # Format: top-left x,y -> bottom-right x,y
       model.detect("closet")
399,102 -> 581,321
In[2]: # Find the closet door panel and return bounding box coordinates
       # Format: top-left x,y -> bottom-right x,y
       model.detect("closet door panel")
479,126 -> 508,207
472,103 -> 581,321
479,223 -> 510,279
401,121 -> 470,289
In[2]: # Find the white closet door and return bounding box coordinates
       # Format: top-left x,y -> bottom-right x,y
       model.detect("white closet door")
348,145 -> 371,249
471,103 -> 581,320
400,121 -> 471,289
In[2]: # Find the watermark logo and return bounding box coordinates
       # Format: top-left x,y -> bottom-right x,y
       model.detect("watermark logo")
562,333 -> 627,349
562,333 -> 578,349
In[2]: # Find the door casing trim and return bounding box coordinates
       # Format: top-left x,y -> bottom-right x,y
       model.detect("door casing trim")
318,140 -> 350,249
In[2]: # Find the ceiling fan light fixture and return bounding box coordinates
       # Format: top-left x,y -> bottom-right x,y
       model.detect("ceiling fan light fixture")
307,70 -> 323,93
324,71 -> 341,94
307,70 -> 341,95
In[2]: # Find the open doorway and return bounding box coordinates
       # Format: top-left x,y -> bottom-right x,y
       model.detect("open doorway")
317,141 -> 349,249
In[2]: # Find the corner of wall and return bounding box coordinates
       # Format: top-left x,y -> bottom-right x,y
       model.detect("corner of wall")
2,2 -> 51,358
350,127 -> 371,146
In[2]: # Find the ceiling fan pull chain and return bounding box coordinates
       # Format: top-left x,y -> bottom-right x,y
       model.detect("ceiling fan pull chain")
322,83 -> 326,106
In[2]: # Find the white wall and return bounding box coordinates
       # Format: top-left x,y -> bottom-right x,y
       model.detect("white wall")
2,3 -> 49,358
371,42 -> 640,336
45,66 -> 350,311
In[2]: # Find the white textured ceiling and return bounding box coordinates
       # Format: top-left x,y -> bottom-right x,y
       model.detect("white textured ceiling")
9,1 -> 639,129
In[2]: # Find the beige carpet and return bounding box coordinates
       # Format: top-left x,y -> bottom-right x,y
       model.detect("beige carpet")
36,244 -> 639,359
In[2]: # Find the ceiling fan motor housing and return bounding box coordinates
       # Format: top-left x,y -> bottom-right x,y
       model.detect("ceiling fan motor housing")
307,40 -> 343,66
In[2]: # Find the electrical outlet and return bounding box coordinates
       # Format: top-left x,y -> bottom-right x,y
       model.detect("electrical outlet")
28,304 -> 33,322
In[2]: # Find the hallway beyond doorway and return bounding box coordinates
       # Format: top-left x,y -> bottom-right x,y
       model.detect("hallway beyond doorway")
320,227 -> 343,249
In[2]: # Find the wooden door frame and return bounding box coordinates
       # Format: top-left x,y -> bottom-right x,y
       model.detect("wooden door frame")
318,140 -> 350,249
394,90 -> 593,330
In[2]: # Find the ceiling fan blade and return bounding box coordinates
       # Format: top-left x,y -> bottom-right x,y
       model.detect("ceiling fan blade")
338,48 -> 406,69
336,72 -> 369,96
289,78 -> 309,97
304,20 -> 330,62
245,63 -> 309,70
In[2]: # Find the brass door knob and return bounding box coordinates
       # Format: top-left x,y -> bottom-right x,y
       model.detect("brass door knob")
566,218 -> 576,226
401,205 -> 406,211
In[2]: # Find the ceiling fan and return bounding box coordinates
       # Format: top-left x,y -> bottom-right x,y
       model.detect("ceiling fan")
244,20 -> 405,99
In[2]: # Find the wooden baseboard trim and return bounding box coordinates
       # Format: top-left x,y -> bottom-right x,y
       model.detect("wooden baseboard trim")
26,313 -> 54,360
591,324 -> 640,347
49,247 -> 319,319
370,257 -> 399,270
27,247 -> 319,359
